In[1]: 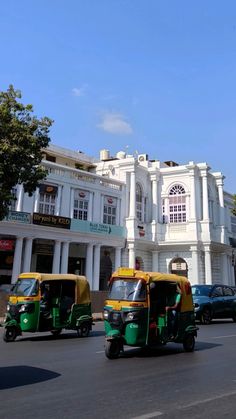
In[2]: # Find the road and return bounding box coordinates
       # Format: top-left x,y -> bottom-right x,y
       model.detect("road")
1,320 -> 236,419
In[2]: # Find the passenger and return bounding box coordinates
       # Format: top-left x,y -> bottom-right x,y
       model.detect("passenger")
165,284 -> 182,339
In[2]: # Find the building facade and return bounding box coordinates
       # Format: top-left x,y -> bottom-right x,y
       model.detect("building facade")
0,144 -> 235,288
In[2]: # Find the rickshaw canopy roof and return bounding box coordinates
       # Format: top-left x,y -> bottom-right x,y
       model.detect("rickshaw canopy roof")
18,273 -> 91,304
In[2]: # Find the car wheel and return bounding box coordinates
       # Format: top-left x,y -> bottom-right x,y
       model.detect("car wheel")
183,334 -> 195,352
105,340 -> 121,359
200,308 -> 212,325
3,326 -> 18,342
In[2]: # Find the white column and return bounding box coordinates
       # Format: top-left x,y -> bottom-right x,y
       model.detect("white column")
61,241 -> 69,273
16,185 -> 24,212
11,237 -> 23,283
93,244 -> 101,290
216,180 -> 224,223
33,187 -> 40,212
86,244 -> 94,287
189,170 -> 197,220
152,251 -> 159,272
190,246 -> 199,282
151,176 -> 158,222
202,172 -> 209,221
22,238 -> 33,272
115,247 -> 122,270
128,243 -> 135,268
88,192 -> 93,221
52,240 -> 61,273
116,198 -> 121,225
100,195 -> 104,223
70,188 -> 75,219
221,253 -> 228,285
129,171 -> 136,218
204,246 -> 212,284
55,185 -> 62,216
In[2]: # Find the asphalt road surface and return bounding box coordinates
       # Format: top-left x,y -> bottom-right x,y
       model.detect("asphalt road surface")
1,320 -> 236,419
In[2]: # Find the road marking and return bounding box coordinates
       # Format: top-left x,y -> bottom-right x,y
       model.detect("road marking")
180,390 -> 236,409
95,351 -> 104,353
210,334 -> 236,339
131,411 -> 163,419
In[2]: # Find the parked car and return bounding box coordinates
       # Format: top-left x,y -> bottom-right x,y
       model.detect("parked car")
192,284 -> 236,324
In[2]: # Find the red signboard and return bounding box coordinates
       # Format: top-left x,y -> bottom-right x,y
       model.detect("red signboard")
0,240 -> 15,251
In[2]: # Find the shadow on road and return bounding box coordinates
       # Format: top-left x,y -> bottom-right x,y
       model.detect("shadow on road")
0,365 -> 60,390
14,329 -> 105,342
119,340 -> 221,358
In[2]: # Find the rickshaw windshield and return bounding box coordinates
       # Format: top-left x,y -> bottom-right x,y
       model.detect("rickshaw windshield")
12,278 -> 39,297
108,278 -> 146,301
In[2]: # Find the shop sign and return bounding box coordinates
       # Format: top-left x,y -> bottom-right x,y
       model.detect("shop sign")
5,211 -> 31,224
33,213 -> 71,229
0,239 -> 14,251
70,219 -> 125,237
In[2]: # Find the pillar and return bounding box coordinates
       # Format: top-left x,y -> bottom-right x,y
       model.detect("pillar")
128,243 -> 135,268
61,241 -> 69,273
115,247 -> 122,270
86,243 -> 94,287
129,171 -> 136,218
152,251 -> 159,272
204,246 -> 212,284
16,184 -> 24,212
22,237 -> 33,272
93,244 -> 101,290
11,237 -> 23,283
52,240 -> 61,273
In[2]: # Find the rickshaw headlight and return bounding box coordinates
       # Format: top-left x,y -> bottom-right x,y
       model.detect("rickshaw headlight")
103,310 -> 109,320
6,304 -> 10,312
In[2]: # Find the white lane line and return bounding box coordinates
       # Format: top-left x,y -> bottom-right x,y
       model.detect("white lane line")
131,411 -> 163,419
95,351 -> 104,353
210,334 -> 236,339
180,390 -> 236,409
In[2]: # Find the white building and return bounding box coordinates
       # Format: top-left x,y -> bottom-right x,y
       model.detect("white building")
96,150 -> 236,286
0,144 -> 235,288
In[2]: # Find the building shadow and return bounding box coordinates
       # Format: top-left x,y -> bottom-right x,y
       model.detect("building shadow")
0,365 -> 60,390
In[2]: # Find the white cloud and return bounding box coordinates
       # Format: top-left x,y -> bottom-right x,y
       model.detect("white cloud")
97,112 -> 133,135
72,85 -> 87,97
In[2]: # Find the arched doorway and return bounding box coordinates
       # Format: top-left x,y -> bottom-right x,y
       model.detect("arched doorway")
170,257 -> 188,277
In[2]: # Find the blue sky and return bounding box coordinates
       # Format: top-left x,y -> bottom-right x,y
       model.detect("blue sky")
1,1 -> 236,192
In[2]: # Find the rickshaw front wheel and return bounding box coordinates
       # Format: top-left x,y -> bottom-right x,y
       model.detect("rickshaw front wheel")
105,340 -> 121,359
183,334 -> 195,352
78,323 -> 90,337
3,326 -> 18,342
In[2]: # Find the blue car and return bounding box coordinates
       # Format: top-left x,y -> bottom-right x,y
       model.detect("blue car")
192,284 -> 236,324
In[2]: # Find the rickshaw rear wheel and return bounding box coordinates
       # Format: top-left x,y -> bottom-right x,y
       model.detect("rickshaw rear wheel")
105,340 -> 121,359
51,329 -> 62,337
78,323 -> 90,337
183,334 -> 195,352
3,326 -> 18,342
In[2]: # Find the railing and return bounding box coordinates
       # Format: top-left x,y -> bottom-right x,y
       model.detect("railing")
42,160 -> 123,191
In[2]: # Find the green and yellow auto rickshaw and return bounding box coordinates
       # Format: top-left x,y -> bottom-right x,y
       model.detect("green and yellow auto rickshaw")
104,268 -> 198,359
2,273 -> 93,342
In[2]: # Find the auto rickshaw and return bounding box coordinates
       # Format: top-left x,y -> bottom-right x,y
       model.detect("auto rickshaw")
104,267 -> 198,359
2,273 -> 93,342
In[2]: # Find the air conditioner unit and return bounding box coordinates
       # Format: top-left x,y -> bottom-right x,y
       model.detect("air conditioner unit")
138,154 -> 148,162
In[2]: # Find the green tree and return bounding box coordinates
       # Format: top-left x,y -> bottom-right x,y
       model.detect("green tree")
0,85 -> 53,220
232,194 -> 236,216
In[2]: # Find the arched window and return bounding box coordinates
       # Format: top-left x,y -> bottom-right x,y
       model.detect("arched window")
168,184 -> 186,223
136,183 -> 143,221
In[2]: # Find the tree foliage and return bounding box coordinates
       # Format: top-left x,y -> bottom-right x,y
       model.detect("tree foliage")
0,85 -> 53,220
232,194 -> 236,216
